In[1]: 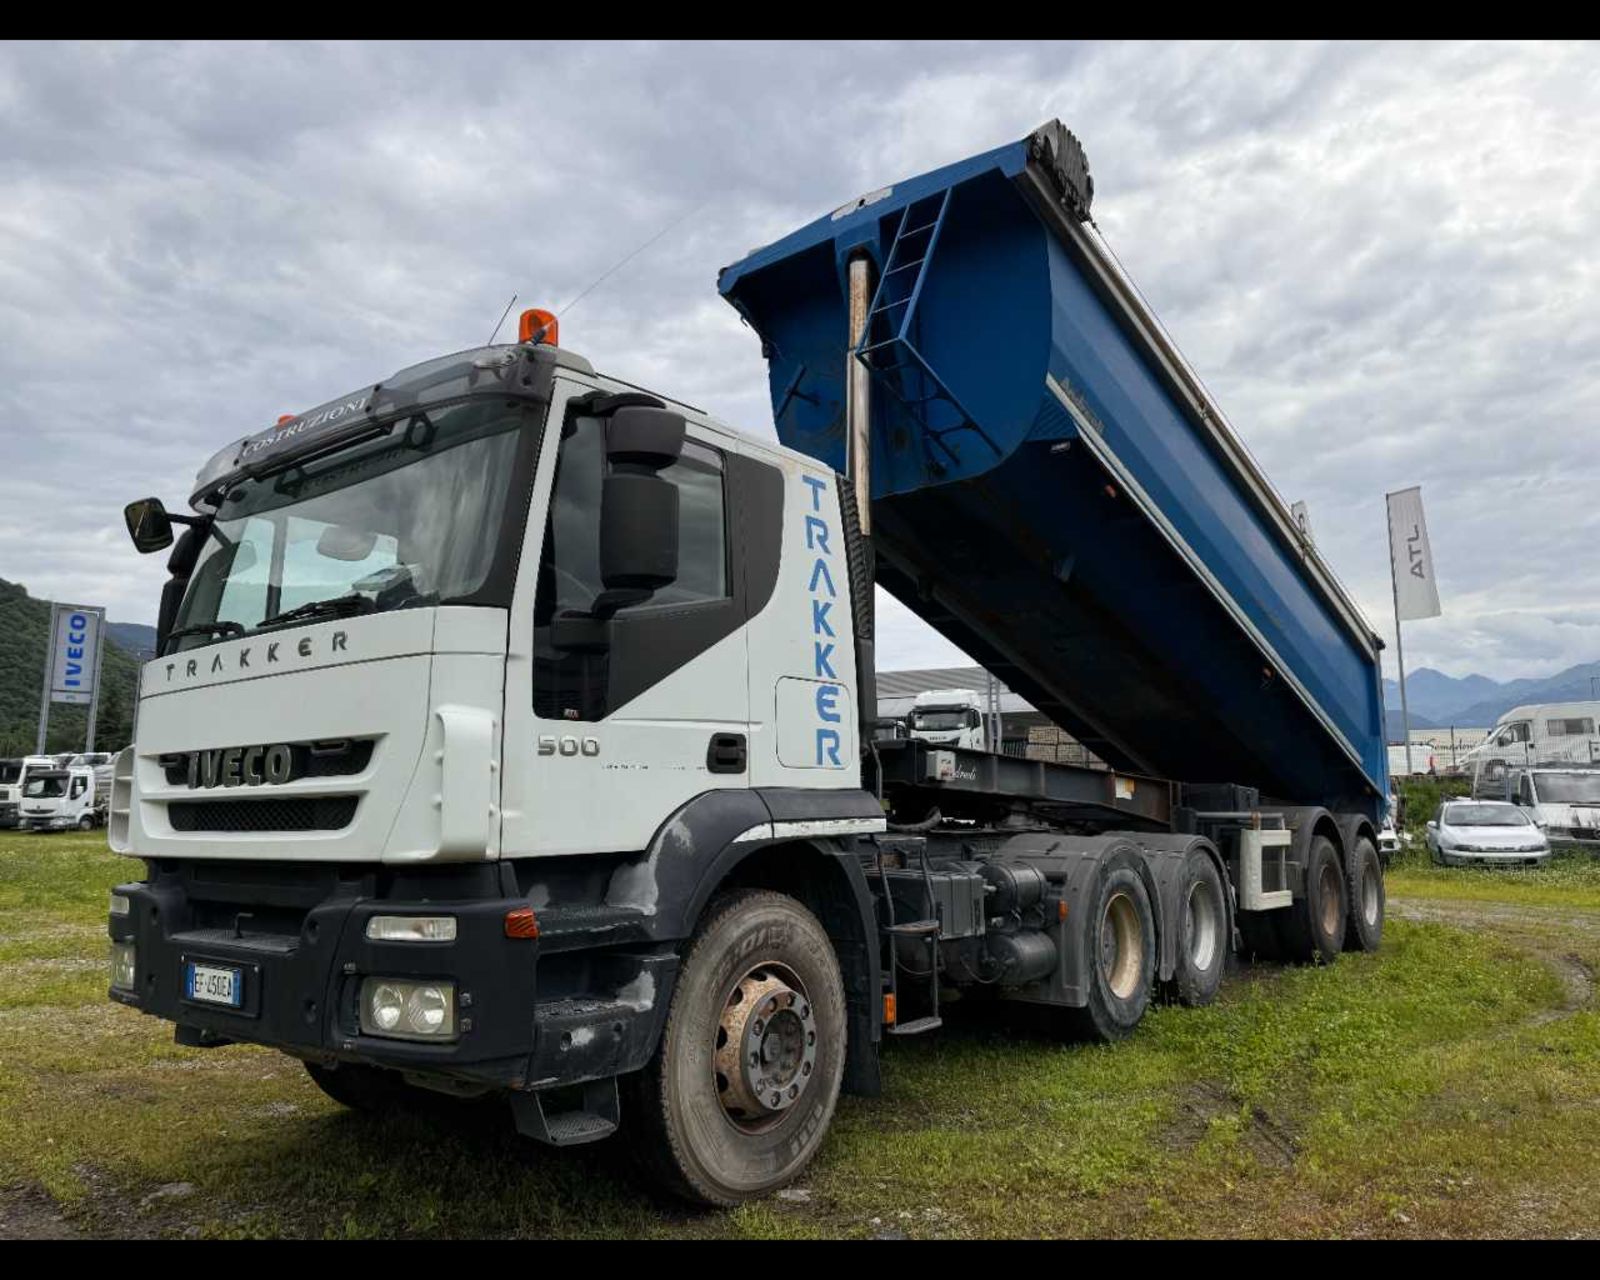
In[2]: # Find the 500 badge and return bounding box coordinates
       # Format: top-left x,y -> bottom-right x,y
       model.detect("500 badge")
537,735 -> 600,757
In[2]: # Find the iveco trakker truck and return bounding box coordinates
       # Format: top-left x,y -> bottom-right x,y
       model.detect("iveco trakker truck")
106,122 -> 1390,1206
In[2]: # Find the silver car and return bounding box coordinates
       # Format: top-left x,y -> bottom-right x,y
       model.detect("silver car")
1426,800 -> 1551,867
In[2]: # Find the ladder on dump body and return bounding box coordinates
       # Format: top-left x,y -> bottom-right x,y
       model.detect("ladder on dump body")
854,189 -> 1003,475
874,842 -> 943,1036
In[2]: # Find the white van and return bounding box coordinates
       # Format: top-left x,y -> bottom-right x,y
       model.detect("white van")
908,688 -> 988,751
1464,702 -> 1600,769
1475,761 -> 1600,852
18,765 -> 105,833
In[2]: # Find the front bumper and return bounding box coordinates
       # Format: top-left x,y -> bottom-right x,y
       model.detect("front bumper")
0,802 -> 18,829
107,860 -> 676,1093
1438,846 -> 1550,867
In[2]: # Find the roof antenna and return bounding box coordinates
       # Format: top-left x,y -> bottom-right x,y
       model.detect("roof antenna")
543,199 -> 708,334
487,293 -> 518,346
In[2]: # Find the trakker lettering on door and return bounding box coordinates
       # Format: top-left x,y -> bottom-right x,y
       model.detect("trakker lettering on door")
774,472 -> 849,771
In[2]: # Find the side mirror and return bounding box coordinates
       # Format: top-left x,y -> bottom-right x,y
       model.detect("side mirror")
597,406 -> 685,600
606,406 -> 687,468
600,473 -> 678,593
1425,820 -> 1437,831
125,498 -> 174,553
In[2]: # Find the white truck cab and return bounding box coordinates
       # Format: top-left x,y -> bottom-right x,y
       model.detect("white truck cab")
0,755 -> 62,830
18,764 -> 102,832
907,688 -> 987,751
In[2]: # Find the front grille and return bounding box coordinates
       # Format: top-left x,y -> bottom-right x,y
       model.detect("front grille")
161,739 -> 375,787
168,796 -> 358,833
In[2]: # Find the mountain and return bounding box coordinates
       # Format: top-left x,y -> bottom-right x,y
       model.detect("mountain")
1385,708 -> 1439,740
1383,661 -> 1600,729
0,578 -> 145,756
106,621 -> 158,663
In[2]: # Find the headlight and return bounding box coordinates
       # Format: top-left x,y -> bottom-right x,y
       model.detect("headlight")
365,915 -> 456,943
359,977 -> 457,1041
110,941 -> 136,991
109,893 -> 130,917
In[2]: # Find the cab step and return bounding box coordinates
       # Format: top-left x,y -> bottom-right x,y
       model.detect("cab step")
511,1076 -> 620,1146
887,1016 -> 943,1036
886,918 -> 940,937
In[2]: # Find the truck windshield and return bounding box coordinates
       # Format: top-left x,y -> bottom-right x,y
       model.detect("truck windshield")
912,710 -> 969,731
1443,804 -> 1532,828
24,776 -> 66,799
0,762 -> 19,785
1534,773 -> 1600,804
169,399 -> 528,651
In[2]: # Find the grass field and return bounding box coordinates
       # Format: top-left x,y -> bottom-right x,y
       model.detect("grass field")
2,832 -> 1598,1239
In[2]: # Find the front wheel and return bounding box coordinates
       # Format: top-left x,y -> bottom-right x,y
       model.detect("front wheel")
629,889 -> 847,1207
77,815 -> 94,832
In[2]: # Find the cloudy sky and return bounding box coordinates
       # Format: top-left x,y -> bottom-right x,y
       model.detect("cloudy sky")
2,40 -> 1597,684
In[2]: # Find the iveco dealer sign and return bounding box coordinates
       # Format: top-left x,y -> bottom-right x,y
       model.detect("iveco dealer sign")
48,603 -> 104,706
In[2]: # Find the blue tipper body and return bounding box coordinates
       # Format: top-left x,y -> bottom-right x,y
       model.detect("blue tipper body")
719,121 -> 1389,821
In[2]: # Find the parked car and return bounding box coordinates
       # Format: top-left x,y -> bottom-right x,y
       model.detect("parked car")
1425,800 -> 1551,867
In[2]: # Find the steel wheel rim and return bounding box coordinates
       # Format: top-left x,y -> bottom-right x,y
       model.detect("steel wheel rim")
1100,890 -> 1143,1000
1186,875 -> 1220,973
713,962 -> 818,1134
1361,859 -> 1381,926
1318,861 -> 1342,937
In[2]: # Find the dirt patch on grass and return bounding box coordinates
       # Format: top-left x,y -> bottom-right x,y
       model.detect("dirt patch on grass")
1389,898 -> 1599,1019
0,1184 -> 81,1239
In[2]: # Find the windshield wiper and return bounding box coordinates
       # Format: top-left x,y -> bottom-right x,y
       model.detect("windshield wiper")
164,621 -> 247,648
255,592 -> 376,632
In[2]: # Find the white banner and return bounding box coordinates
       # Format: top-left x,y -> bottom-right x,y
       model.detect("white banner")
1386,487 -> 1441,621
48,603 -> 104,706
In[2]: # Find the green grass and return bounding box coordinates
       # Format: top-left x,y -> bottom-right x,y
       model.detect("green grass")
1387,837 -> 1600,909
1,833 -> 1598,1238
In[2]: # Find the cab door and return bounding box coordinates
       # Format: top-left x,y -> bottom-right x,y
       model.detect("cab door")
499,379 -> 752,859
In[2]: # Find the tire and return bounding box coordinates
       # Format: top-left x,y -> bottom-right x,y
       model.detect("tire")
1342,836 -> 1385,953
77,815 -> 93,832
1066,862 -> 1156,1042
1167,850 -> 1228,1007
628,889 -> 847,1207
1274,835 -> 1346,966
303,1061 -> 411,1113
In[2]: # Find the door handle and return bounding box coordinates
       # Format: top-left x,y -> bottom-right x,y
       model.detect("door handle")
707,733 -> 747,775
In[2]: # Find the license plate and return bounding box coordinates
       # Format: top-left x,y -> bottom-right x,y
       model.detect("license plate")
184,961 -> 243,1009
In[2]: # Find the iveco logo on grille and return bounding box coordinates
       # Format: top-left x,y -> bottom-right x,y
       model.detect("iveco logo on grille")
186,745 -> 294,789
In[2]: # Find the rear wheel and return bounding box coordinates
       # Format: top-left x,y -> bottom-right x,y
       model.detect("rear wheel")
1166,850 -> 1227,1006
1275,835 -> 1345,965
629,889 -> 846,1207
1342,836 -> 1384,952
1067,863 -> 1155,1041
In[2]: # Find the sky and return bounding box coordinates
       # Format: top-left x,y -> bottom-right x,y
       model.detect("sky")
2,40 -> 1597,684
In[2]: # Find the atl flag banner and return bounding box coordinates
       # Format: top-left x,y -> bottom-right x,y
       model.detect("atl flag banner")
1386,487 -> 1441,622
48,603 -> 104,706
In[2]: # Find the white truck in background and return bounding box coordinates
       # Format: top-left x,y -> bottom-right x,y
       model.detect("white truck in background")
0,755 -> 61,830
907,688 -> 987,751
18,763 -> 107,832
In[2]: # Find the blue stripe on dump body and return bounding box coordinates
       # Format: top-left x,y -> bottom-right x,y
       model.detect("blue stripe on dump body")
719,122 -> 1388,820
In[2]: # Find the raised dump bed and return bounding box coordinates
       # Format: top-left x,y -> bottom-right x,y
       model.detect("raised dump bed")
719,121 -> 1389,819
